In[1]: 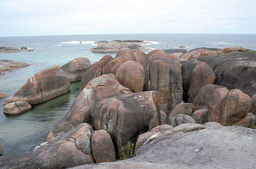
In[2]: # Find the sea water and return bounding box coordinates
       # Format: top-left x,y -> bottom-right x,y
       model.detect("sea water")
0,34 -> 256,155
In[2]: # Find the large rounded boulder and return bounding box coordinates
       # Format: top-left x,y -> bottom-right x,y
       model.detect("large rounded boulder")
192,84 -> 252,125
48,74 -> 131,141
144,49 -> 183,114
62,57 -> 91,82
80,55 -> 113,91
182,59 -> 215,101
91,130 -> 116,163
102,48 -> 136,74
3,66 -> 70,114
116,60 -> 145,92
91,91 -> 158,150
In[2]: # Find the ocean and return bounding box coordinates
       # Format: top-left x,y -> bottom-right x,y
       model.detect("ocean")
0,33 -> 256,155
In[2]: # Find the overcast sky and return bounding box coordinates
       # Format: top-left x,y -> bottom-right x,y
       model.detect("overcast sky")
0,0 -> 255,36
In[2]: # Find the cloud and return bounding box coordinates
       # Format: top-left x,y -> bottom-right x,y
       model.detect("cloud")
0,0 -> 255,36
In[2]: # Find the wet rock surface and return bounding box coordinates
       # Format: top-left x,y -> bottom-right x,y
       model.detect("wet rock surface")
0,59 -> 29,74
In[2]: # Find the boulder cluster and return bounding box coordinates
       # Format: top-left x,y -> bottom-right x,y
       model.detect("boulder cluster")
1,47 -> 256,168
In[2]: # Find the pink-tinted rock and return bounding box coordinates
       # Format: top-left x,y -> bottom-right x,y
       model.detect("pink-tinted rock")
91,91 -> 158,149
182,59 -> 215,101
91,130 -> 116,163
116,60 -> 145,92
191,109 -> 209,124
3,101 -> 31,115
134,50 -> 146,65
234,113 -> 256,128
169,103 -> 194,120
48,74 -> 131,141
80,55 -> 113,91
3,66 -> 70,115
62,57 -> 91,82
144,49 -> 183,113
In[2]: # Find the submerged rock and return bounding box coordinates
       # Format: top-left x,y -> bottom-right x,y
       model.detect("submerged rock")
0,46 -> 34,53
0,59 -> 29,74
0,93 -> 7,99
62,57 -> 91,82
3,101 -> 31,115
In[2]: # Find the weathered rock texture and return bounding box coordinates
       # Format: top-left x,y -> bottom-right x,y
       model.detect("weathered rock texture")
91,130 -> 116,163
73,125 -> 256,169
192,84 -> 252,125
182,59 -> 215,101
62,57 -> 91,82
48,74 -> 131,141
4,66 -> 70,105
0,46 -> 34,53
3,101 -> 31,115
0,92 -> 7,99
144,49 -> 183,113
0,123 -> 94,169
198,51 -> 256,97
91,91 -> 158,149
80,55 -> 113,90
3,66 -> 70,115
0,59 -> 29,74
91,40 -> 148,53
102,48 -> 136,74
169,114 -> 196,127
116,60 -> 145,92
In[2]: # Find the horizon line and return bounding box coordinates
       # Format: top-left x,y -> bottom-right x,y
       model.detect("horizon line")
1,32 -> 256,38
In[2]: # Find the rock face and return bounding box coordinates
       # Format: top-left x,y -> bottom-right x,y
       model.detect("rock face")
0,59 -> 29,74
48,74 -> 131,141
169,114 -> 196,127
0,144 -> 2,156
182,59 -> 215,101
144,50 -> 183,113
91,40 -> 148,53
234,113 -> 256,128
191,109 -> 209,124
134,50 -> 146,65
3,101 -> 31,115
80,55 -> 113,90
91,130 -> 116,163
0,123 -> 94,169
102,48 -> 136,74
192,84 -> 252,126
198,51 -> 256,96
169,103 -> 194,119
73,125 -> 256,169
4,66 -> 70,106
62,57 -> 91,82
91,91 -> 158,149
0,46 -> 34,53
116,60 -> 145,92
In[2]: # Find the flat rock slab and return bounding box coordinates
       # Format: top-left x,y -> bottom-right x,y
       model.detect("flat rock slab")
72,126 -> 256,169
0,59 -> 29,74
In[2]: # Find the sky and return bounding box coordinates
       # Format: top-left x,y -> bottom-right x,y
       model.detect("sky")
0,0 -> 255,36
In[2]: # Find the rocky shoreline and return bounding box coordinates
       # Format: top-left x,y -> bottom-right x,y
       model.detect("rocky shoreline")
0,59 -> 29,74
0,46 -> 34,53
1,47 -> 256,168
91,40 -> 150,53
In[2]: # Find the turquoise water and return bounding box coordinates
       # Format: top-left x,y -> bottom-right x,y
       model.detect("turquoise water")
0,34 -> 256,155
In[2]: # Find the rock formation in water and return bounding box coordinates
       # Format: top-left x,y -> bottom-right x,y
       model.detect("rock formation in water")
2,47 -> 256,169
0,46 -> 34,53
91,40 -> 149,53
0,59 -> 29,74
